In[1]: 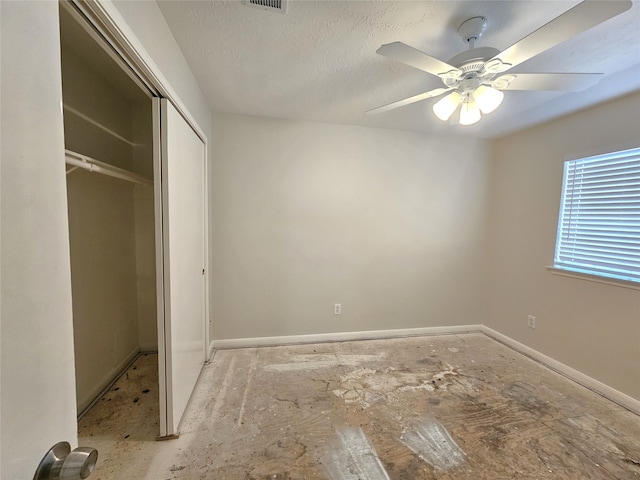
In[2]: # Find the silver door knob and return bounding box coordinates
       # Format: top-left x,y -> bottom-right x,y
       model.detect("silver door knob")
33,442 -> 98,480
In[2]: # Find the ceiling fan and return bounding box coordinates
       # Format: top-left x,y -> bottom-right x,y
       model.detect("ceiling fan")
367,0 -> 632,126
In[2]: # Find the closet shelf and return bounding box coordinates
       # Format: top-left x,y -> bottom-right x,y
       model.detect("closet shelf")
63,104 -> 138,146
65,150 -> 153,185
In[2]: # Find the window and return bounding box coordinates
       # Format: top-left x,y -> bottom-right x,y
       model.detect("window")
554,147 -> 640,284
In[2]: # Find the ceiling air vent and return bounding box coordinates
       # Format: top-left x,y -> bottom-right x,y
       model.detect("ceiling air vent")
245,0 -> 288,14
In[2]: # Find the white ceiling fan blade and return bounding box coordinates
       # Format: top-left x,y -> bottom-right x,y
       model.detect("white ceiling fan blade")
366,88 -> 452,115
376,42 -> 461,78
485,0 -> 632,73
493,73 -> 603,91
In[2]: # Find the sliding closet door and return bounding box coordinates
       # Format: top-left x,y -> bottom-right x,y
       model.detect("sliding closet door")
155,98 -> 206,436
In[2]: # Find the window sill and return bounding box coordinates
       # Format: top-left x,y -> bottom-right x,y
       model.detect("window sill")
546,267 -> 640,291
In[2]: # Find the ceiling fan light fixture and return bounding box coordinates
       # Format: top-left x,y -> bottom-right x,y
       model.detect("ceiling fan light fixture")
474,85 -> 504,114
459,96 -> 481,125
433,91 -> 462,121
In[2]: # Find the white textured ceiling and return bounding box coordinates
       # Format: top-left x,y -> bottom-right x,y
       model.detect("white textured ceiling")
157,0 -> 640,138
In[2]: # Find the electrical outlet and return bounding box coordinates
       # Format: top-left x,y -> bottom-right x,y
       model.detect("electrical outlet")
527,315 -> 536,329
334,304 -> 342,315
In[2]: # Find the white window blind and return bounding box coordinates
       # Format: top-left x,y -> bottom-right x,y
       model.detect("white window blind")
554,147 -> 640,283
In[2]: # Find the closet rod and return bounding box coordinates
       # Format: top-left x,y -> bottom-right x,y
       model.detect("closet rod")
65,150 -> 153,186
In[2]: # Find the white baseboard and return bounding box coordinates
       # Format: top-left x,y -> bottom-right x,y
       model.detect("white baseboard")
481,326 -> 640,415
77,348 -> 140,417
207,340 -> 216,363
210,324 -> 483,350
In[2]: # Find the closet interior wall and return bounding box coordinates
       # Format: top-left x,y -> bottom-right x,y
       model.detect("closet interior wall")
60,5 -> 157,414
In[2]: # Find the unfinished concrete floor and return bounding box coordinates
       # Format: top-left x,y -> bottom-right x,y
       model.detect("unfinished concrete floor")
79,334 -> 640,479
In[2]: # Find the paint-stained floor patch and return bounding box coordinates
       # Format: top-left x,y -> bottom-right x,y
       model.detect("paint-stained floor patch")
324,427 -> 391,480
400,418 -> 466,470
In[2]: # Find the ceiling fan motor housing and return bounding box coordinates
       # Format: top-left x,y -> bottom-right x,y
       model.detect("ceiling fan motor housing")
443,47 -> 501,88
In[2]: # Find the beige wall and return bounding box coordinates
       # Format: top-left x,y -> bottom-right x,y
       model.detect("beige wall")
132,105 -> 158,351
134,183 -> 159,351
67,173 -> 140,412
487,92 -> 640,400
1,2 -> 78,478
210,114 -> 492,340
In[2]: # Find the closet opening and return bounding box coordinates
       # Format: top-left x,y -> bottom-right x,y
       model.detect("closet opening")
59,3 -> 161,443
